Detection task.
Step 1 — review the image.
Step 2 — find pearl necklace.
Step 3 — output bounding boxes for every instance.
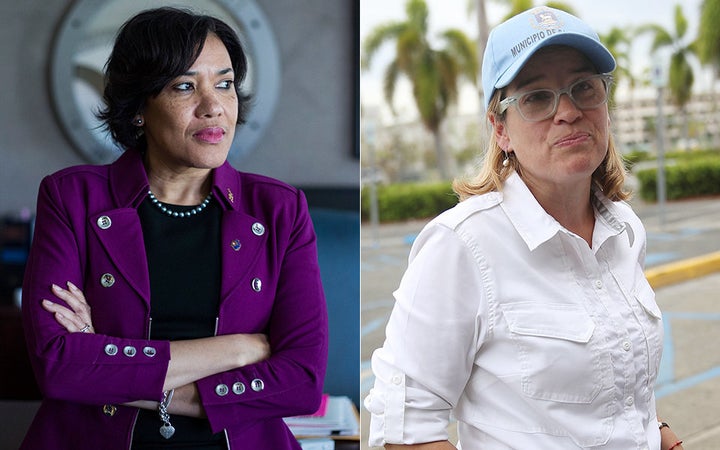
[147,190,212,218]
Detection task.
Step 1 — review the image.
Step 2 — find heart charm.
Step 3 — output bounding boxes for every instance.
[159,424,175,439]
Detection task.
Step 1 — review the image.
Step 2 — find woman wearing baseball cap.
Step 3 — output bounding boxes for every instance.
[365,7,682,450]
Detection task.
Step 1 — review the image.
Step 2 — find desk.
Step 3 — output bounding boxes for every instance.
[295,397,360,450]
[298,437,359,450]
[335,439,360,450]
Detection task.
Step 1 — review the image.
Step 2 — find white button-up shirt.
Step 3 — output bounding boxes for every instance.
[366,173,664,449]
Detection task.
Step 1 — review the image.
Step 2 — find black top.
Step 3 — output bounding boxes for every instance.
[132,196,227,449]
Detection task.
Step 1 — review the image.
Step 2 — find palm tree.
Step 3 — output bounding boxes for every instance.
[599,26,637,108]
[475,0,576,22]
[470,0,490,113]
[698,0,720,69]
[637,4,698,148]
[698,0,720,147]
[362,0,478,179]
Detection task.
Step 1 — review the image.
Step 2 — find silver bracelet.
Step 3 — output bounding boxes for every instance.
[158,389,175,439]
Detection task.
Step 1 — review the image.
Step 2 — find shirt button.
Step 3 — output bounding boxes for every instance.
[143,346,157,357]
[625,396,634,406]
[251,379,265,392]
[215,384,229,396]
[252,278,262,292]
[123,346,137,357]
[594,280,603,289]
[104,344,118,356]
[391,375,402,385]
[622,341,631,351]
[232,382,246,395]
[97,216,112,230]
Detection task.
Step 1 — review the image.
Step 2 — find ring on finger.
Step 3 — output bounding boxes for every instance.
[80,324,91,333]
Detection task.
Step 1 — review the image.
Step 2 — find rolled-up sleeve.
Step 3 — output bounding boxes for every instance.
[365,223,487,446]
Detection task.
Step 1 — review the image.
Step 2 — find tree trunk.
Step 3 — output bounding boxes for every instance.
[681,106,690,150]
[433,127,455,179]
[711,69,720,149]
[476,0,490,115]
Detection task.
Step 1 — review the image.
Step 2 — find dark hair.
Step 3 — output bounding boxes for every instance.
[97,7,251,150]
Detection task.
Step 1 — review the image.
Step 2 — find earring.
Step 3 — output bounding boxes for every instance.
[502,151,510,167]
[133,116,144,126]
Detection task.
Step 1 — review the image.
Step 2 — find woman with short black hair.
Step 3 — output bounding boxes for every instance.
[21,8,328,449]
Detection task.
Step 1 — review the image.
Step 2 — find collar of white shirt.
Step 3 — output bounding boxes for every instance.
[500,172,633,251]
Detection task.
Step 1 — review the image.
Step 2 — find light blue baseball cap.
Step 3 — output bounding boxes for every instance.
[482,6,616,109]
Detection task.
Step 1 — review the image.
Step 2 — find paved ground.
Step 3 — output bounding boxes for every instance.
[360,196,720,449]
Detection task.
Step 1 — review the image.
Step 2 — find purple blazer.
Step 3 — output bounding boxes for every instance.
[21,151,328,449]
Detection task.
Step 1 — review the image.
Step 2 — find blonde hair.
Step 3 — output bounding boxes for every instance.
[453,90,631,202]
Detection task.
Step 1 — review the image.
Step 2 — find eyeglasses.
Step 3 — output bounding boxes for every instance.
[498,74,613,122]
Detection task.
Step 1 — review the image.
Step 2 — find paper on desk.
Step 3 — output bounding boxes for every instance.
[298,437,335,450]
[284,396,359,437]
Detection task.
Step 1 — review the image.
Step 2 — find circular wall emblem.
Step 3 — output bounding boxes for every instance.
[49,0,280,164]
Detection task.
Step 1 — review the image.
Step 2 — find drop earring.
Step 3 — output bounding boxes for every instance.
[502,151,510,167]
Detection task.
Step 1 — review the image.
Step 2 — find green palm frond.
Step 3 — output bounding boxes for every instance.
[441,29,479,83]
[382,61,400,114]
[669,52,693,107]
[637,24,675,53]
[599,26,635,106]
[673,4,688,41]
[405,0,430,35]
[361,0,478,131]
[698,0,720,66]
[361,0,480,178]
[361,22,406,70]
[636,3,698,148]
[543,1,576,15]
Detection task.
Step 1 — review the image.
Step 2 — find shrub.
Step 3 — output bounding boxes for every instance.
[623,149,650,169]
[361,182,457,222]
[636,158,720,201]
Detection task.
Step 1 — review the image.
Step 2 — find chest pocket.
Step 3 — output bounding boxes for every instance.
[501,302,613,404]
[632,278,664,383]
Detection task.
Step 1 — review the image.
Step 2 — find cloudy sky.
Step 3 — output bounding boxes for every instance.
[360,0,705,123]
